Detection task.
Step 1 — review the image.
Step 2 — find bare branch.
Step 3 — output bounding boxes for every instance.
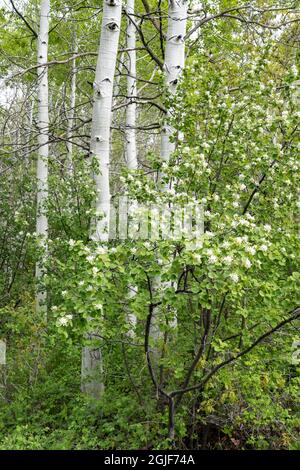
[9,0,37,38]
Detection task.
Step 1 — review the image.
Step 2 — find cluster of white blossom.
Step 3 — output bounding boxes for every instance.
[57,314,73,327]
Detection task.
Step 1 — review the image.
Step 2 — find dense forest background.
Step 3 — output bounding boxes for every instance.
[0,0,299,450]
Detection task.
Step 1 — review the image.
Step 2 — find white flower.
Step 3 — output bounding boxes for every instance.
[223,255,233,265]
[260,244,268,252]
[243,258,252,269]
[233,201,240,208]
[208,255,218,264]
[229,273,239,283]
[57,315,72,326]
[68,239,76,247]
[222,241,230,248]
[240,184,247,191]
[78,281,84,286]
[245,246,256,256]
[264,224,272,232]
[51,306,58,312]
[96,246,107,255]
[235,237,244,245]
[86,255,94,263]
[95,303,103,311]
[92,266,99,276]
[291,64,298,76]
[240,219,250,227]
[62,290,67,297]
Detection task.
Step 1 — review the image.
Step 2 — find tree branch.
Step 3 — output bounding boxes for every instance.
[9,0,37,38]
[171,307,300,403]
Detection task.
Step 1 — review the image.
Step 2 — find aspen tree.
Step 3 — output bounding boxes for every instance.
[81,0,122,399]
[125,0,137,171]
[66,36,77,170]
[152,0,188,338]
[161,0,188,163]
[125,0,138,336]
[36,0,50,316]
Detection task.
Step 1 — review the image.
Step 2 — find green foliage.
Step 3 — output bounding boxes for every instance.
[0,0,299,451]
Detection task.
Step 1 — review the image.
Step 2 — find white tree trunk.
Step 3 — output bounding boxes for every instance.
[161,0,188,164]
[125,0,138,336]
[125,0,137,171]
[35,0,50,316]
[81,0,122,399]
[153,0,188,336]
[90,0,122,242]
[66,37,77,170]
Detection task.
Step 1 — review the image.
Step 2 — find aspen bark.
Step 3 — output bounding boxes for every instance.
[81,0,122,399]
[35,0,50,316]
[161,0,188,163]
[125,0,138,336]
[66,37,77,170]
[125,0,137,171]
[153,0,188,337]
[89,0,122,242]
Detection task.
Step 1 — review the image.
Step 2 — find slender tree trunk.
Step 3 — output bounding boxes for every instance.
[35,0,50,316]
[125,0,137,171]
[81,0,122,399]
[161,0,188,164]
[89,0,122,241]
[66,35,77,170]
[152,0,188,337]
[125,0,138,336]
[26,96,34,165]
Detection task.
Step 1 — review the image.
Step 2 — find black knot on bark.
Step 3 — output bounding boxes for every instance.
[107,21,118,31]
